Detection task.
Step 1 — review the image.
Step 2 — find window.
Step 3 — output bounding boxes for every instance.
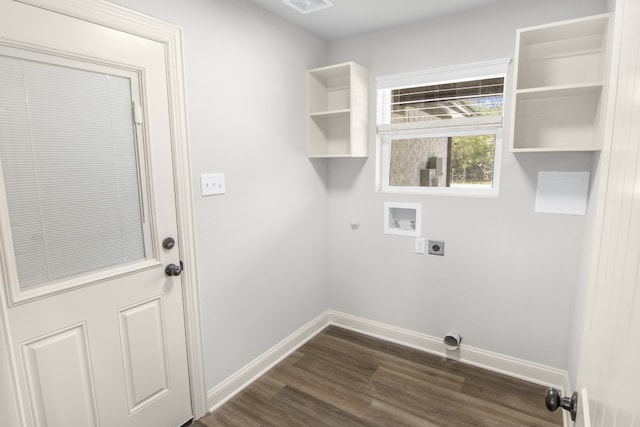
[377,59,510,196]
[0,53,148,290]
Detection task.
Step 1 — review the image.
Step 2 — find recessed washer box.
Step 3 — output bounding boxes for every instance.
[384,202,421,237]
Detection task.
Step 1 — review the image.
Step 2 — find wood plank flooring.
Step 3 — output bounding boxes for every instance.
[195,326,562,426]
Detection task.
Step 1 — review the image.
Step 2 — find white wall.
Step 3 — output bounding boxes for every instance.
[107,0,329,389]
[326,0,607,369]
[107,0,608,395]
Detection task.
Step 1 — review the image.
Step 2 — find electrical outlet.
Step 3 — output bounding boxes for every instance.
[415,237,425,254]
[201,173,226,196]
[428,240,445,256]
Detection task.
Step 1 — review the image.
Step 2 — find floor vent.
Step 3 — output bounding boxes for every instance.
[282,0,334,14]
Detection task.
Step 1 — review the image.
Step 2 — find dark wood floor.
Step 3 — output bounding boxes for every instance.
[195,326,562,426]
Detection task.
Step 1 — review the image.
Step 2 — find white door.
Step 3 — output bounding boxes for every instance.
[0,1,193,426]
[572,0,640,425]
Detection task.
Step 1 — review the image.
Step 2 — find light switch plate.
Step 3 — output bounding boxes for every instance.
[201,173,226,196]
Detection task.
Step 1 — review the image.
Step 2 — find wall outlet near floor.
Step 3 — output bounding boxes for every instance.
[415,237,426,254]
[428,240,445,256]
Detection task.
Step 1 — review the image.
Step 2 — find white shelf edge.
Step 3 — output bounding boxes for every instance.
[516,82,604,95]
[511,146,601,153]
[308,61,355,74]
[308,153,368,159]
[516,13,611,42]
[517,47,604,62]
[309,108,351,118]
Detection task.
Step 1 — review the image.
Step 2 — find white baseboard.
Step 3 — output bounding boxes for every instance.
[206,309,568,413]
[328,310,569,389]
[206,311,330,412]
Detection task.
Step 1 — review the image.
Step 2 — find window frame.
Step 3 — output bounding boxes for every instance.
[380,128,503,197]
[376,58,510,197]
[0,46,157,304]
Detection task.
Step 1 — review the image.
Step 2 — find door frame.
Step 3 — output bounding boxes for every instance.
[0,0,207,424]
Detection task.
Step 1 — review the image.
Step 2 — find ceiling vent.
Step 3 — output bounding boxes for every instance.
[282,0,334,14]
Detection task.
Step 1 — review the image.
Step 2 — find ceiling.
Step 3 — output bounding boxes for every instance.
[248,0,508,41]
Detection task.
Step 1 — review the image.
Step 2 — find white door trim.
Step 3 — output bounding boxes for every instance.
[0,0,207,422]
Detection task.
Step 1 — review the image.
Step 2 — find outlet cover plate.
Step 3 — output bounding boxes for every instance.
[428,240,445,256]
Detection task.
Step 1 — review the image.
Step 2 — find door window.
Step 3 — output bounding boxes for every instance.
[0,54,148,291]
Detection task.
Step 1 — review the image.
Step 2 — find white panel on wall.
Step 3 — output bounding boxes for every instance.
[118,297,169,413]
[22,323,99,427]
[535,171,590,215]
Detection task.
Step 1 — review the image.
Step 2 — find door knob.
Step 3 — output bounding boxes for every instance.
[165,262,183,277]
[545,388,578,421]
[162,237,176,250]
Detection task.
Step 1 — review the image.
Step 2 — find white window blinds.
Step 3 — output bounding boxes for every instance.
[377,59,510,134]
[0,55,145,289]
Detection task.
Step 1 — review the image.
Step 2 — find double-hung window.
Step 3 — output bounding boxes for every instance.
[377,59,510,196]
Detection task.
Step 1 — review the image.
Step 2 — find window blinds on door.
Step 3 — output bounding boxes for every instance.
[0,55,146,289]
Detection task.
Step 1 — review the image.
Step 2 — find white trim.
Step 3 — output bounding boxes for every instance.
[15,0,180,43]
[577,388,590,427]
[328,311,568,389]
[1,0,207,420]
[205,309,568,415]
[6,260,162,306]
[377,115,503,134]
[376,58,511,90]
[206,311,330,412]
[0,266,23,426]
